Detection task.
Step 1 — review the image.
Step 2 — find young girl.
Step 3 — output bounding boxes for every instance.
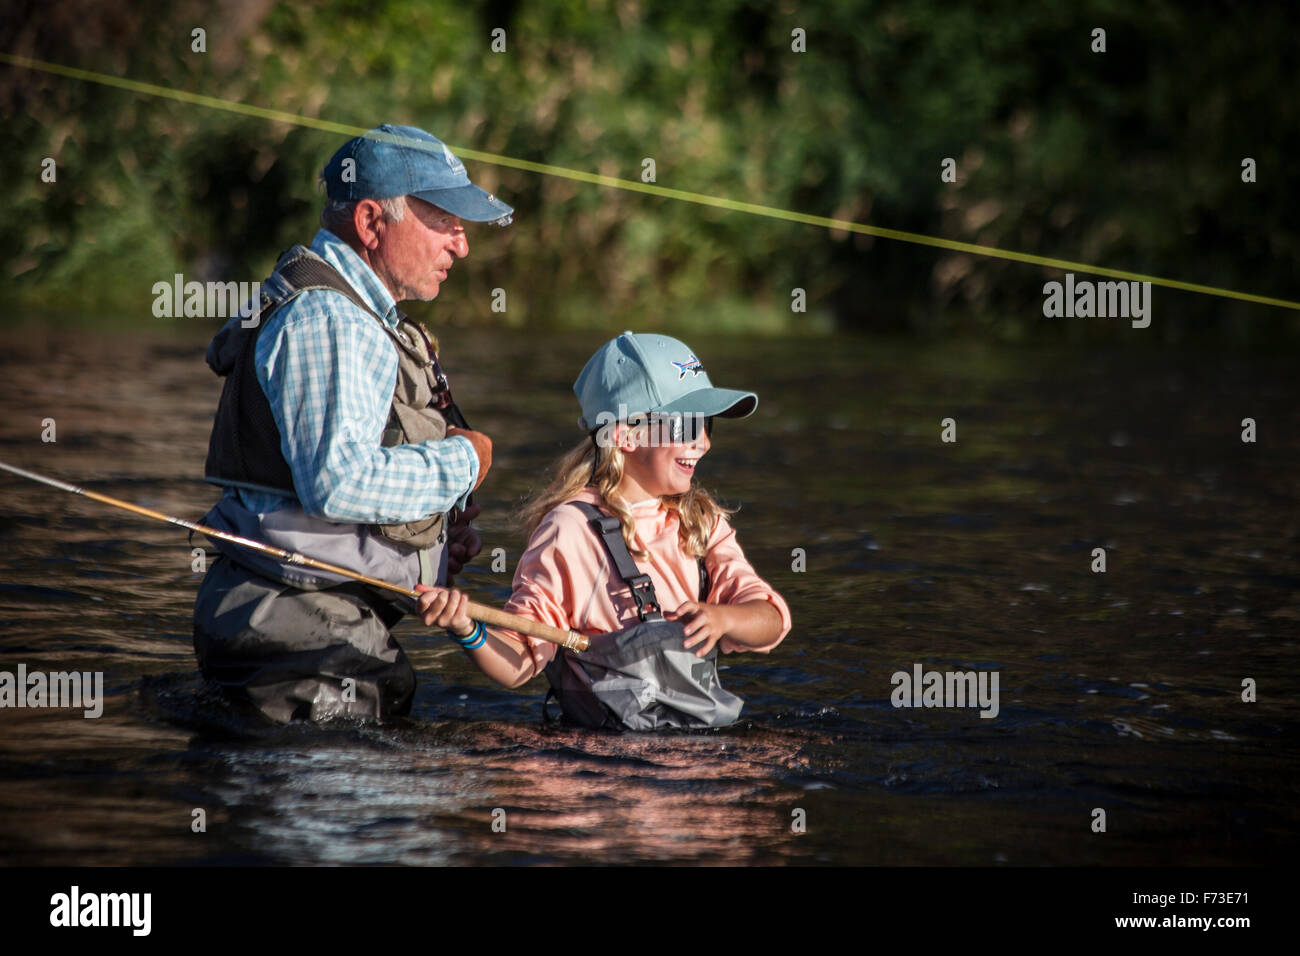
[417,331,791,728]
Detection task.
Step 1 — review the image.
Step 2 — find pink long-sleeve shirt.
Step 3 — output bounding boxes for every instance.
[503,488,792,675]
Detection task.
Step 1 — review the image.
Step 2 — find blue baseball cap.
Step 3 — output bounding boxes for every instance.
[574,331,758,430]
[322,124,514,225]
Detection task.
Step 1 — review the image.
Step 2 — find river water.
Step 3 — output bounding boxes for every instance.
[0,322,1295,865]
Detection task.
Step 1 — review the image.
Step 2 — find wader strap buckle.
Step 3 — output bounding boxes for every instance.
[626,573,661,621]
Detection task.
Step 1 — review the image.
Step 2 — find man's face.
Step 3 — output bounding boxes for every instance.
[371,196,469,302]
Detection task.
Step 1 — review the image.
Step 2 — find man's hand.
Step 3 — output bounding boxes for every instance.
[445,503,483,580]
[447,426,492,489]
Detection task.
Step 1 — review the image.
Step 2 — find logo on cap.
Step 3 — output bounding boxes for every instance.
[671,356,705,379]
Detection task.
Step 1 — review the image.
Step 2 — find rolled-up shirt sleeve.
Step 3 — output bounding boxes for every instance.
[705,516,792,654]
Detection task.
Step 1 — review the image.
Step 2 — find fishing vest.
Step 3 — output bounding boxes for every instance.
[543,502,744,731]
[204,244,452,550]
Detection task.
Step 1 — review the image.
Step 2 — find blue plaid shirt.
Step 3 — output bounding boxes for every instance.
[233,229,479,522]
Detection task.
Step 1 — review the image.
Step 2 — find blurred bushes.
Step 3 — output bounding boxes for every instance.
[1,0,1296,343]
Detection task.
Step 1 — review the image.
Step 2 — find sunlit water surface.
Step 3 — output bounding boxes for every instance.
[0,324,1296,865]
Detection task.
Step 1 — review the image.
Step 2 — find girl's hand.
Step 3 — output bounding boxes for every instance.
[415,584,474,638]
[666,602,734,657]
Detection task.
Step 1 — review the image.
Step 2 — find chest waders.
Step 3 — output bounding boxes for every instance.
[192,246,466,723]
[542,502,745,731]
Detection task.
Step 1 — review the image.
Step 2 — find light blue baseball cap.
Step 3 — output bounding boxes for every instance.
[322,124,513,225]
[574,331,758,430]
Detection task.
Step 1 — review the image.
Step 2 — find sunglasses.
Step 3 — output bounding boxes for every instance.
[589,413,714,449]
[636,413,714,444]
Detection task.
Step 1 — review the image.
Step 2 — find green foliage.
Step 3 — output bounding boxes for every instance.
[2,0,1296,343]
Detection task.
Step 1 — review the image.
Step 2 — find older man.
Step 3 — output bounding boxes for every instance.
[193,124,510,723]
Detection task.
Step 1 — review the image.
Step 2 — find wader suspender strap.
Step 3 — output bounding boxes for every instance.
[569,502,663,622]
[568,502,711,620]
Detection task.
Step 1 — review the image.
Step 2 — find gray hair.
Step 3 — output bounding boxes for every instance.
[319,194,407,233]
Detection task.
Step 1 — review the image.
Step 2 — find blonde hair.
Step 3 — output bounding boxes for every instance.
[521,433,734,559]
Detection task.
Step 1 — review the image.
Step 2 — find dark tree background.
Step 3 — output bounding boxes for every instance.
[2,0,1296,344]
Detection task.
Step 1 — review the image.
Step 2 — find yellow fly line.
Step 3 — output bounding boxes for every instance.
[4,51,1297,312]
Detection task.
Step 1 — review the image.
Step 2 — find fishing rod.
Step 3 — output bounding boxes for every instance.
[0,459,588,652]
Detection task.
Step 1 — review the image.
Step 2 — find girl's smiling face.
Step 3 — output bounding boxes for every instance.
[613,416,712,501]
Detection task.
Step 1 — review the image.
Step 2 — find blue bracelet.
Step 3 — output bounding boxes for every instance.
[451,619,487,650]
